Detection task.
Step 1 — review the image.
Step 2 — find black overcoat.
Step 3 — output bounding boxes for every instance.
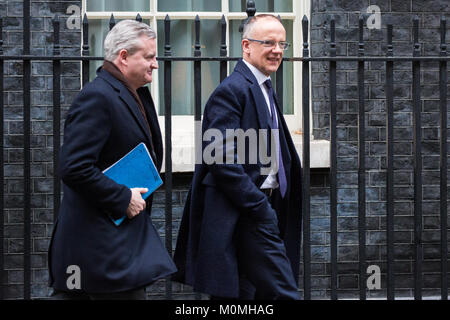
[48,68,176,293]
[173,60,302,298]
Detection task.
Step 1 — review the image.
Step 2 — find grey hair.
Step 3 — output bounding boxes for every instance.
[242,14,282,39]
[104,20,156,61]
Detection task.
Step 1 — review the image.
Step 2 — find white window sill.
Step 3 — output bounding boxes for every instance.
[159,125,330,173]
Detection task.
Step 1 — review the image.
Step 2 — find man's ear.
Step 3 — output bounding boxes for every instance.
[118,49,128,65]
[242,39,250,54]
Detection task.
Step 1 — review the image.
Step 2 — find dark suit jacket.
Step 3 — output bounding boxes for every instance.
[173,59,302,298]
[48,68,176,293]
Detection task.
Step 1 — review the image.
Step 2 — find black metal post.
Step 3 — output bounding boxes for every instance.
[276,61,284,112]
[194,16,202,120]
[275,15,284,111]
[439,16,448,301]
[329,17,338,301]
[220,15,227,83]
[412,16,423,300]
[301,15,311,300]
[164,14,173,300]
[82,14,90,86]
[357,16,366,300]
[0,17,4,301]
[52,17,61,223]
[136,13,142,22]
[109,14,116,30]
[239,0,256,33]
[385,22,395,301]
[193,14,203,301]
[23,0,31,300]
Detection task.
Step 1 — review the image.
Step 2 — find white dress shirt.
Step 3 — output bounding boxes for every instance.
[243,59,279,189]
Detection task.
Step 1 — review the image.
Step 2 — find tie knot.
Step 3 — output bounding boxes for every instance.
[264,79,273,90]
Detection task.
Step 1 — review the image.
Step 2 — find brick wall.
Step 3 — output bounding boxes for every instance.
[310,0,450,299]
[1,0,82,299]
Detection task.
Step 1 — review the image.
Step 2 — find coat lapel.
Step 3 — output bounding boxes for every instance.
[235,60,293,177]
[98,68,153,145]
[235,60,272,130]
[272,92,282,115]
[138,87,163,171]
[118,87,153,144]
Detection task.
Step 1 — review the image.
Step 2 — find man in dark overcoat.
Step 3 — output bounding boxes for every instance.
[173,14,302,299]
[48,20,176,300]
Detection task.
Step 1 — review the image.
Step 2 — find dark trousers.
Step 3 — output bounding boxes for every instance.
[49,287,147,300]
[214,189,300,300]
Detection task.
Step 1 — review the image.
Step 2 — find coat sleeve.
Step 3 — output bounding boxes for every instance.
[203,83,276,222]
[59,84,131,217]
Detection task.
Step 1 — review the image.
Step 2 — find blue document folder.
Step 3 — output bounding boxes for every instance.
[103,142,163,226]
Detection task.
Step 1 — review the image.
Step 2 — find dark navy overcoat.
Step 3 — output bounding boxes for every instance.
[173,60,302,298]
[48,68,176,293]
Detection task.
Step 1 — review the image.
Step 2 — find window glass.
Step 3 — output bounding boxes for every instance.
[88,19,109,81]
[85,0,296,116]
[158,0,221,12]
[157,19,222,115]
[229,19,293,114]
[87,0,150,12]
[229,0,292,12]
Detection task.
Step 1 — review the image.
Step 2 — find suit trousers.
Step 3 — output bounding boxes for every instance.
[233,188,300,300]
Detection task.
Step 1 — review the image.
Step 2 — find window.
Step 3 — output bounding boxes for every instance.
[82,0,323,171]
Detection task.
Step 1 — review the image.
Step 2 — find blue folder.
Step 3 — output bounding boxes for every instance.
[103,142,163,226]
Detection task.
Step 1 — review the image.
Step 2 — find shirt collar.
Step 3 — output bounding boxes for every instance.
[243,59,271,86]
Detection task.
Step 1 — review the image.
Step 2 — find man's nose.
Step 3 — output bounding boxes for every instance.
[152,60,158,69]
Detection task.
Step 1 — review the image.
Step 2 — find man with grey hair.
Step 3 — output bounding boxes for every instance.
[174,14,302,299]
[48,20,176,300]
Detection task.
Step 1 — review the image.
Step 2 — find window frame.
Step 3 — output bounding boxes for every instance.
[82,0,329,171]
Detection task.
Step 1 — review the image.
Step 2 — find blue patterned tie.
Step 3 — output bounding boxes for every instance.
[264,79,287,198]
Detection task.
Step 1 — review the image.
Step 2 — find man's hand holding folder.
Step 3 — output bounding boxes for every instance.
[126,187,148,219]
[102,142,163,226]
